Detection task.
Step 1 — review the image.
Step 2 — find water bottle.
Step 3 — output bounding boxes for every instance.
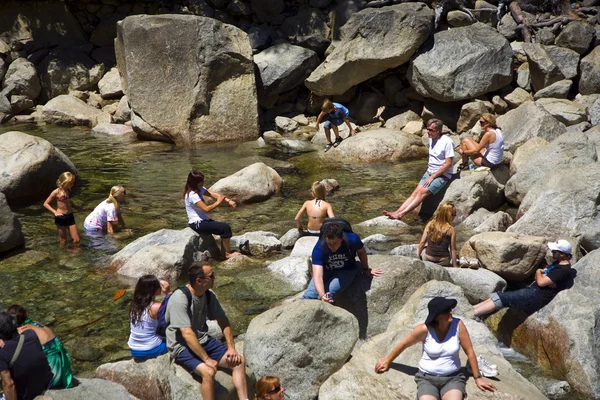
[468,157,475,171]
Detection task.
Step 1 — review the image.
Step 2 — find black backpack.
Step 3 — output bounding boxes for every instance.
[155,286,213,337]
[319,218,354,255]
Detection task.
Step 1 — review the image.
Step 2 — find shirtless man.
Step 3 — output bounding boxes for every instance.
[294,181,334,236]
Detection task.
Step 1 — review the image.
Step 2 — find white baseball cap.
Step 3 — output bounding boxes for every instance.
[547,239,572,255]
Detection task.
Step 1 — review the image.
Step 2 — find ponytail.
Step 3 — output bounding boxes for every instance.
[106,185,126,212]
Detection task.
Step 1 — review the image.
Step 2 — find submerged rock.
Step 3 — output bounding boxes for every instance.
[208,163,283,204]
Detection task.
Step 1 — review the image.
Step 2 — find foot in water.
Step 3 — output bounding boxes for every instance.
[383,210,401,220]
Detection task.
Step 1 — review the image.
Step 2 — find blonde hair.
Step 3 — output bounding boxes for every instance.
[106,185,126,211]
[321,99,335,113]
[480,113,497,128]
[254,376,280,400]
[311,181,326,200]
[56,172,75,190]
[427,202,455,243]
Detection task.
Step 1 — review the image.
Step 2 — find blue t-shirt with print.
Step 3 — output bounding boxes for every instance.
[312,232,364,272]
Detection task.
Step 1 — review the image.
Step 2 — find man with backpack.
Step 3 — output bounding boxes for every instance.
[165,263,249,400]
[301,220,383,303]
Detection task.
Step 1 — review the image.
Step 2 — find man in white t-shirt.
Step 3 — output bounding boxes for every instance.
[383,118,454,220]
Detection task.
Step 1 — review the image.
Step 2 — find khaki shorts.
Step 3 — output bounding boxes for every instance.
[415,371,467,399]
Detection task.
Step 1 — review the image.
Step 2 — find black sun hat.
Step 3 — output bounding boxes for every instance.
[424,297,458,325]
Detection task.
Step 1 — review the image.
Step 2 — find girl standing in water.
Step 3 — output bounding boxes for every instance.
[294,181,334,236]
[43,172,80,248]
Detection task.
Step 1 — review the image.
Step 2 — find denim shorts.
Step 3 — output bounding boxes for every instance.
[174,337,228,374]
[491,286,544,313]
[324,116,344,128]
[419,172,451,195]
[415,371,466,399]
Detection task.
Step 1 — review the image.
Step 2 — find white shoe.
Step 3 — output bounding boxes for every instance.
[459,256,469,268]
[477,355,498,377]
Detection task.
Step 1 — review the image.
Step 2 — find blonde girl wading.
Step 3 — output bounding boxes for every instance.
[83,185,129,234]
[294,181,334,236]
[43,172,80,248]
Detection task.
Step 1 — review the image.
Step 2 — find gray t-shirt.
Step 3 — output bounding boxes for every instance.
[165,288,226,358]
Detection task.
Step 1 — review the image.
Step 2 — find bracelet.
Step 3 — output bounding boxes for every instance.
[473,375,482,379]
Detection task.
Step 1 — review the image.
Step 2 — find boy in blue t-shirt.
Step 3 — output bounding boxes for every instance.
[302,223,383,303]
[315,99,356,152]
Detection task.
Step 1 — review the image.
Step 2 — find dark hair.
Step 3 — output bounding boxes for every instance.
[0,311,18,340]
[323,223,344,239]
[188,262,207,285]
[6,304,27,325]
[130,275,160,326]
[255,376,281,400]
[183,170,205,199]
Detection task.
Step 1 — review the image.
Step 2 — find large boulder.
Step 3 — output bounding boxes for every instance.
[208,163,283,204]
[42,378,135,400]
[507,163,600,250]
[37,49,104,101]
[554,21,596,54]
[509,136,548,175]
[41,95,112,127]
[244,301,359,400]
[290,236,319,258]
[324,128,427,162]
[95,354,255,400]
[115,15,259,145]
[462,232,548,281]
[441,166,510,223]
[0,131,77,200]
[281,7,330,54]
[319,281,548,400]
[230,231,282,255]
[98,67,124,99]
[111,228,220,281]
[408,23,513,102]
[523,43,565,91]
[446,268,507,303]
[497,101,566,151]
[267,256,311,290]
[472,211,513,233]
[505,132,597,205]
[578,46,600,95]
[536,98,588,126]
[0,193,24,253]
[2,58,41,100]
[305,3,433,96]
[254,43,319,99]
[487,250,600,399]
[544,45,580,80]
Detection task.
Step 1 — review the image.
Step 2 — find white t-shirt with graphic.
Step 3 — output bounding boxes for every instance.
[185,188,210,224]
[427,135,455,179]
[84,201,119,231]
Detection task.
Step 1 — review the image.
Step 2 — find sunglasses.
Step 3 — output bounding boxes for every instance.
[267,385,281,395]
[202,273,215,280]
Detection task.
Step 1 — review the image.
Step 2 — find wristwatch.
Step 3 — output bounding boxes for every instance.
[473,375,482,379]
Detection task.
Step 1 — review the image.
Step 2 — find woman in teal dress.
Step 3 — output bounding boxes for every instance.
[6,304,74,389]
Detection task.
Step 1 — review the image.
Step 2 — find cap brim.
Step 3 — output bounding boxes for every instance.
[547,242,559,251]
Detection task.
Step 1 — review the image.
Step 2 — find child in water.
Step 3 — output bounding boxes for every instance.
[315,99,356,151]
[43,172,80,248]
[294,181,334,236]
[84,185,129,234]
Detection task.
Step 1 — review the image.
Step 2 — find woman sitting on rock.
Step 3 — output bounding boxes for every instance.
[83,185,129,234]
[128,275,171,360]
[6,304,74,389]
[184,170,241,259]
[457,113,504,169]
[417,202,457,267]
[375,297,496,400]
[254,376,285,400]
[294,181,334,236]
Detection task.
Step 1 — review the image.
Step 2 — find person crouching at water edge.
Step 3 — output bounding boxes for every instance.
[83,185,129,234]
[315,99,355,152]
[383,118,454,221]
[184,170,241,259]
[375,297,496,400]
[301,221,383,303]
[294,181,334,236]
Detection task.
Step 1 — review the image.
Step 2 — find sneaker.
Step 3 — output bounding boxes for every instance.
[459,257,469,268]
[477,355,498,377]
[469,258,480,269]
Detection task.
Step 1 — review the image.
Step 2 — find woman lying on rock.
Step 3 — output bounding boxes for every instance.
[417,202,457,267]
[184,170,241,259]
[6,304,75,389]
[457,113,504,170]
[128,275,171,360]
[375,297,496,399]
[294,181,334,236]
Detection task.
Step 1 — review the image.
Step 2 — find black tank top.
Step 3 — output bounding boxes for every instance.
[426,230,451,258]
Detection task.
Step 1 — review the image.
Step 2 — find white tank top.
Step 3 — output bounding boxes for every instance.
[128,306,163,351]
[483,129,504,165]
[418,317,461,375]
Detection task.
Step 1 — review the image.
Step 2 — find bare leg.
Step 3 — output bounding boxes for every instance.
[420,395,440,400]
[324,127,333,144]
[473,298,497,317]
[442,389,464,400]
[332,124,340,140]
[69,224,80,245]
[195,363,216,400]
[218,354,248,400]
[383,185,431,220]
[222,238,241,259]
[460,138,484,166]
[58,227,68,248]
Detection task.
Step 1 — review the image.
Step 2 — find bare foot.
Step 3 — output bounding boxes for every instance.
[383,210,401,220]
[226,251,243,259]
[374,106,386,120]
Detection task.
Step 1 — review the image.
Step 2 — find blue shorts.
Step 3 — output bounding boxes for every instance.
[419,172,451,195]
[491,287,544,313]
[324,117,344,129]
[130,340,167,360]
[174,337,228,374]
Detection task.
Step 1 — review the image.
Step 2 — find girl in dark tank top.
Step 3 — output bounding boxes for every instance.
[417,203,457,268]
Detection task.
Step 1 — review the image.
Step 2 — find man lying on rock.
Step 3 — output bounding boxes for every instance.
[301,221,383,303]
[473,240,575,318]
[165,263,249,400]
[383,118,454,220]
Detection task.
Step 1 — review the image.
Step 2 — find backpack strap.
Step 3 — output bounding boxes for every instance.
[9,334,25,368]
[178,286,194,322]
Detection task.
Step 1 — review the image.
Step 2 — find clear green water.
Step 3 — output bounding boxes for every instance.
[0,123,427,375]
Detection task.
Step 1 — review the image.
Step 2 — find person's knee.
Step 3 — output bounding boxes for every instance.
[324,121,332,129]
[197,363,217,380]
[221,223,232,238]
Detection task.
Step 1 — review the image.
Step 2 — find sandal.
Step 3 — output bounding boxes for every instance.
[458,162,469,171]
[324,143,333,152]
[333,137,343,148]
